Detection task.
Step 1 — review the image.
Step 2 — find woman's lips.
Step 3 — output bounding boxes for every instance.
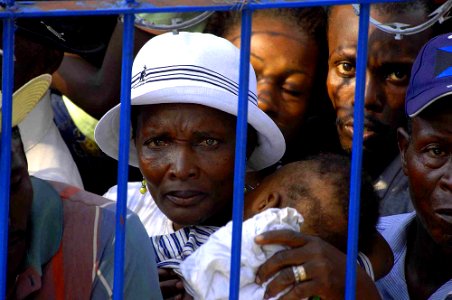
[165,190,207,207]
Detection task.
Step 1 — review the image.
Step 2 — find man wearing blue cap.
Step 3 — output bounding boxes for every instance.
[376,33,452,299]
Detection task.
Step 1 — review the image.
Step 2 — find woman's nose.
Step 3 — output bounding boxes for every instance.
[258,84,281,120]
[168,146,199,180]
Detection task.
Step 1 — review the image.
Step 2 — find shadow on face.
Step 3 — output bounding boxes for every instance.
[326,5,432,168]
[399,99,452,247]
[224,16,319,146]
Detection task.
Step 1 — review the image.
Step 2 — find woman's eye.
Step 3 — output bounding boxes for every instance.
[336,62,356,77]
[200,138,219,147]
[282,86,303,97]
[145,138,168,148]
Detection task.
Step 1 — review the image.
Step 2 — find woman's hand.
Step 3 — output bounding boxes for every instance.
[158,269,193,300]
[254,230,381,300]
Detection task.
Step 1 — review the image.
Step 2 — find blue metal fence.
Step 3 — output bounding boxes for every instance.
[0,1,395,299]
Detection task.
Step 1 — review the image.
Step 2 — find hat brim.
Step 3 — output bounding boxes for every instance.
[95,86,286,171]
[0,74,52,131]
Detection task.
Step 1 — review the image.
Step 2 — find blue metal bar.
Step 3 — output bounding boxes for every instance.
[0,17,15,298]
[229,8,252,300]
[112,12,135,300]
[0,0,407,18]
[345,3,370,300]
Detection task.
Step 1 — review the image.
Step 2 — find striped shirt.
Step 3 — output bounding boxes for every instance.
[376,213,452,299]
[151,226,218,275]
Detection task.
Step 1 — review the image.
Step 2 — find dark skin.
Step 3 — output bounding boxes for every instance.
[0,32,63,91]
[327,5,432,178]
[244,162,348,249]
[5,127,33,295]
[135,103,237,230]
[51,23,154,119]
[244,162,388,299]
[398,101,452,299]
[225,16,318,147]
[254,231,381,300]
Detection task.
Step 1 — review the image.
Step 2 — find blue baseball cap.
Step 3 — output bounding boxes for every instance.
[406,33,452,117]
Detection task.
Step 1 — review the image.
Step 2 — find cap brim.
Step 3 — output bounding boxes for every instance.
[95,87,286,171]
[0,74,52,131]
[407,83,452,117]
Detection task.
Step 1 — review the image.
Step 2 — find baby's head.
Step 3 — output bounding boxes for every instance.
[244,153,379,252]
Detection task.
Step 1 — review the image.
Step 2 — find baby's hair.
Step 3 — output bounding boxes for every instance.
[281,153,380,253]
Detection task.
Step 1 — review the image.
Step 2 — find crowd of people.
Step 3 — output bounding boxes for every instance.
[2,1,452,299]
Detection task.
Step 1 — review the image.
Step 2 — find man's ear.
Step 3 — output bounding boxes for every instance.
[397,127,410,175]
[256,192,281,213]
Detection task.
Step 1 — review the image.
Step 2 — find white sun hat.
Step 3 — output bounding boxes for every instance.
[95,32,285,171]
[0,74,52,131]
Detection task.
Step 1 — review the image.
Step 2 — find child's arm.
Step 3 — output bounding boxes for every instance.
[360,231,394,280]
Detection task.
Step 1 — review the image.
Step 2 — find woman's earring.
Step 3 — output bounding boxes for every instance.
[139,178,147,195]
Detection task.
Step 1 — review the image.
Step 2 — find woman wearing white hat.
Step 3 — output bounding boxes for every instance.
[97,31,285,235]
[95,31,284,298]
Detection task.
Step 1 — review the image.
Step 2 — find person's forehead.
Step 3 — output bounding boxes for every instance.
[328,5,431,62]
[413,103,452,135]
[328,5,428,38]
[227,16,311,47]
[138,103,236,126]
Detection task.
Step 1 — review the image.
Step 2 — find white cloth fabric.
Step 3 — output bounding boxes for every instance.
[103,182,175,236]
[18,91,83,188]
[179,208,303,300]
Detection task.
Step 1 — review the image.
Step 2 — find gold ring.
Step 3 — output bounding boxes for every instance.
[292,265,308,283]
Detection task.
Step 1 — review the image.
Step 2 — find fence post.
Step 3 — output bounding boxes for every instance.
[345,3,370,300]
[229,7,253,300]
[113,12,135,300]
[0,17,16,299]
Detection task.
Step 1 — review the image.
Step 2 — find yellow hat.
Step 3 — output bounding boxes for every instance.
[0,74,52,131]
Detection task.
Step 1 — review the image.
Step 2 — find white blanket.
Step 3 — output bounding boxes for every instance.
[180,208,303,300]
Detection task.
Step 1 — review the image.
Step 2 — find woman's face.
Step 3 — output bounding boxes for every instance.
[225,17,319,144]
[135,103,237,229]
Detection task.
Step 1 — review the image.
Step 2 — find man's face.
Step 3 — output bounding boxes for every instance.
[399,104,452,247]
[327,6,432,159]
[4,127,33,288]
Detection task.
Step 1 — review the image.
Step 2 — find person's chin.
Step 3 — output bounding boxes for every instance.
[169,214,205,228]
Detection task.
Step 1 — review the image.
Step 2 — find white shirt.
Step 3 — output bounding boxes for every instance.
[18,91,83,188]
[103,182,174,236]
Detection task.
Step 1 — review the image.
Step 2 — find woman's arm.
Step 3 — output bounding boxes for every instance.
[51,23,154,119]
